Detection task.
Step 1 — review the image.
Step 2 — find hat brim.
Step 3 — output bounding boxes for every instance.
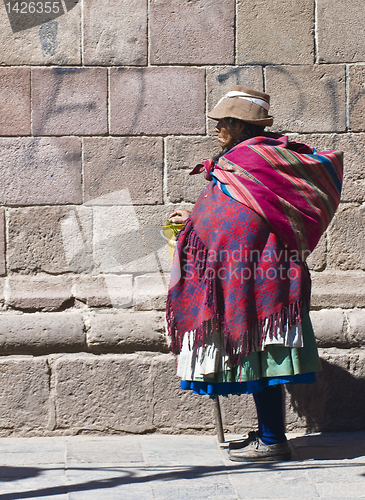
[207,98,274,127]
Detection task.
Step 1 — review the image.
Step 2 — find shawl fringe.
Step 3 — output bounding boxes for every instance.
[166,224,307,366]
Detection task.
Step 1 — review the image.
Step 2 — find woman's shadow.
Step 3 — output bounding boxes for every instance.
[285,358,365,460]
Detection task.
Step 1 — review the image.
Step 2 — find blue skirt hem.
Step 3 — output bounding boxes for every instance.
[180,372,317,396]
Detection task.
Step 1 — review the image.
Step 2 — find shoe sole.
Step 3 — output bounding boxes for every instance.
[229,453,292,463]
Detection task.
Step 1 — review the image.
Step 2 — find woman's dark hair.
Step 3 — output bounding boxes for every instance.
[212,118,265,162]
[229,118,265,144]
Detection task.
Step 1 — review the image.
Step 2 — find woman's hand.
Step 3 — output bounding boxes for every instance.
[169,210,191,224]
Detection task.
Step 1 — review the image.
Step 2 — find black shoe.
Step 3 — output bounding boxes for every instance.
[228,431,259,450]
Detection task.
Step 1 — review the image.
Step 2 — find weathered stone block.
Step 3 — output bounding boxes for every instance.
[0,312,85,354]
[8,206,93,275]
[346,309,365,346]
[0,3,81,65]
[92,205,170,274]
[110,68,205,135]
[32,68,107,135]
[150,0,234,65]
[166,136,219,171]
[151,353,216,432]
[290,133,365,203]
[317,0,365,63]
[0,210,5,277]
[349,66,365,133]
[167,169,208,204]
[218,394,257,434]
[6,275,73,312]
[288,133,335,150]
[207,66,264,134]
[265,65,346,133]
[91,274,133,308]
[0,357,49,436]
[134,274,169,311]
[54,354,154,432]
[237,0,314,65]
[71,276,109,308]
[327,204,365,270]
[60,207,94,274]
[0,138,81,206]
[311,271,365,309]
[306,233,326,272]
[286,348,365,431]
[87,311,167,352]
[72,275,133,308]
[333,134,365,203]
[218,393,258,434]
[166,136,216,203]
[83,0,147,65]
[309,309,347,347]
[0,68,30,136]
[83,137,163,205]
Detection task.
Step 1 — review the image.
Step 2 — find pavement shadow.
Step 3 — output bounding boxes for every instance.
[286,358,365,432]
[288,433,365,461]
[1,459,365,499]
[0,466,42,482]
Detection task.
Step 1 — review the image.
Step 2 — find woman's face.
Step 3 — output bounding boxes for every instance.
[215,118,246,150]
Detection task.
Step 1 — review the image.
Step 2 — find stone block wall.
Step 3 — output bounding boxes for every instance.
[0,0,364,436]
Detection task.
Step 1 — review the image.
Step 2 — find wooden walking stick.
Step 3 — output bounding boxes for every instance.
[213,395,225,443]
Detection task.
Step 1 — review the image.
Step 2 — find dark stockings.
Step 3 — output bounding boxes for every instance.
[253,384,287,445]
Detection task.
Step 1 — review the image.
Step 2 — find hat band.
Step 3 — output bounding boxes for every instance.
[215,91,270,112]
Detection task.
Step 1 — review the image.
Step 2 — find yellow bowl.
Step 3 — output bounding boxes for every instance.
[162,224,185,260]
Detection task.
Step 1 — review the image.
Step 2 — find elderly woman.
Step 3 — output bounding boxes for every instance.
[166,85,343,461]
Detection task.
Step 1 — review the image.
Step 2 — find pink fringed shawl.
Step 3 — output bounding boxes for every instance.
[166,136,343,363]
[195,135,343,256]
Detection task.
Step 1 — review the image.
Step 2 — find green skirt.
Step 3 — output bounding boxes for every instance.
[178,311,321,395]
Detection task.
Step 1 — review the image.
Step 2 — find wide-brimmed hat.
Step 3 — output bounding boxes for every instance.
[208,85,273,127]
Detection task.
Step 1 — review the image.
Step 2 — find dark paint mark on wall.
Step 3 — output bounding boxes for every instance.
[39,20,58,57]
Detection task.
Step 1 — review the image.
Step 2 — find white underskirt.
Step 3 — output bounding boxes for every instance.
[176,321,303,380]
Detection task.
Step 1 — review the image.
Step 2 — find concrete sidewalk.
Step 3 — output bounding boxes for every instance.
[0,433,364,499]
